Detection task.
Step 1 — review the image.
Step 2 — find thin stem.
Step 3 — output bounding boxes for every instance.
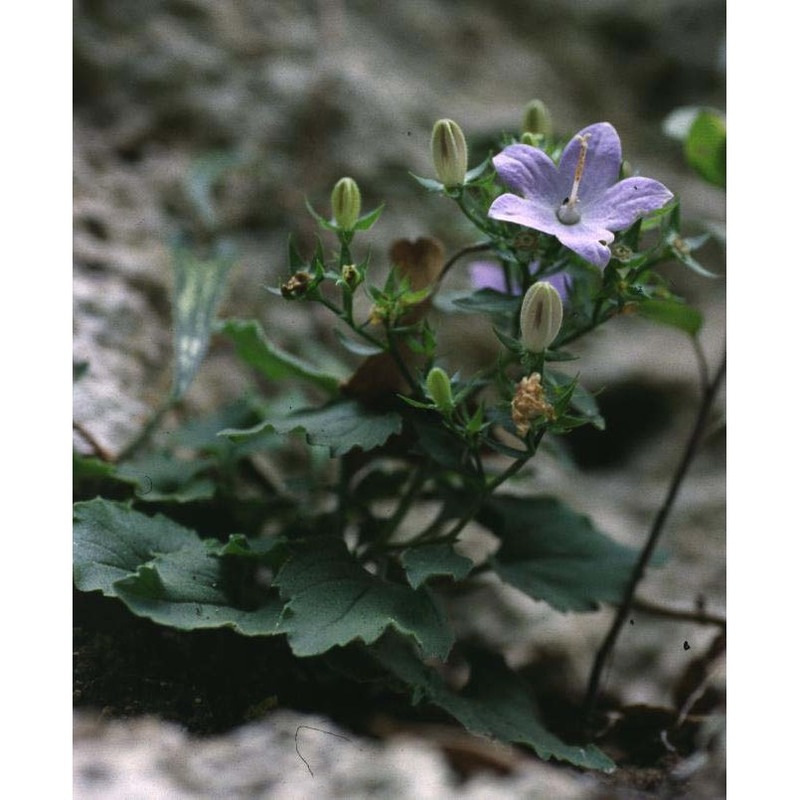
[435,241,494,289]
[631,596,726,629]
[582,351,726,729]
[116,397,176,463]
[373,466,428,547]
[690,335,711,393]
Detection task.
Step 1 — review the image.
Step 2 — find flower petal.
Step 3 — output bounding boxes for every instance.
[492,144,561,202]
[488,193,563,237]
[585,177,674,231]
[469,261,510,293]
[558,122,621,204]
[554,223,615,268]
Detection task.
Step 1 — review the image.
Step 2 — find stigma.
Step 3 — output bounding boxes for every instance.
[556,133,591,225]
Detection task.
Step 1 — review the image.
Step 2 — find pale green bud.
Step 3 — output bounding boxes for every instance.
[331,177,361,230]
[620,160,633,179]
[425,366,454,413]
[520,281,563,353]
[521,99,553,138]
[431,119,468,188]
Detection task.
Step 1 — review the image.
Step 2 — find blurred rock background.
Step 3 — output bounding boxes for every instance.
[73,1,725,796]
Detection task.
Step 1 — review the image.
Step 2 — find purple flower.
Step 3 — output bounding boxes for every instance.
[469,260,571,300]
[488,123,673,269]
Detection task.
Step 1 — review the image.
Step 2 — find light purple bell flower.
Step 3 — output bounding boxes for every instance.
[488,122,673,269]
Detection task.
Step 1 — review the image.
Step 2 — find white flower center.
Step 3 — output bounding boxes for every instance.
[556,133,590,225]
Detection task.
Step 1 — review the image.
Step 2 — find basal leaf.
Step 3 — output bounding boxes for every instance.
[115,453,217,503]
[217,318,342,394]
[113,544,284,635]
[400,544,473,589]
[73,498,200,594]
[221,400,403,457]
[274,538,454,660]
[371,635,615,770]
[73,499,286,635]
[480,495,642,612]
[171,248,234,400]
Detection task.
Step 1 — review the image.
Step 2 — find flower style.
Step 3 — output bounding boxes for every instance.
[488,123,673,269]
[469,260,571,300]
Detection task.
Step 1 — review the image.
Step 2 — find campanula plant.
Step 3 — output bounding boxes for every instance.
[74,101,723,771]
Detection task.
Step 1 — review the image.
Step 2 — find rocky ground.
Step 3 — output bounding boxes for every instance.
[73,1,725,796]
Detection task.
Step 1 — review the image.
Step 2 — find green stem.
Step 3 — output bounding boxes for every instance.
[116,397,176,463]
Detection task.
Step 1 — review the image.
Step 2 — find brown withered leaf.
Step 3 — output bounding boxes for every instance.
[341,237,445,402]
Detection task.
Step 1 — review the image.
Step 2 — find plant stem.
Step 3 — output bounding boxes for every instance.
[631,596,726,629]
[435,241,494,289]
[581,351,726,729]
[116,397,176,463]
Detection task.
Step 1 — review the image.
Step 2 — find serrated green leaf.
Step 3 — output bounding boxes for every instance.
[115,453,217,503]
[371,635,615,770]
[73,499,205,594]
[684,110,726,188]
[637,299,704,336]
[400,544,473,589]
[481,495,642,612]
[113,544,284,634]
[73,499,286,635]
[274,538,453,659]
[217,318,342,394]
[221,400,402,457]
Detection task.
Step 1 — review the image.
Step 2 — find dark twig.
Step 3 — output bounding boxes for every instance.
[582,351,726,729]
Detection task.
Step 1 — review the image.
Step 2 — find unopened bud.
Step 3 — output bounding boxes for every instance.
[331,177,361,230]
[520,281,563,352]
[521,100,553,138]
[431,119,468,188]
[425,367,454,413]
[620,160,633,179]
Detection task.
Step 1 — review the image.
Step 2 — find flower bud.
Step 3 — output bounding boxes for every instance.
[331,177,361,230]
[521,99,553,138]
[520,281,563,352]
[431,119,468,188]
[425,366,454,413]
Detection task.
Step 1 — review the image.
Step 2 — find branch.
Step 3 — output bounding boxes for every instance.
[582,350,726,729]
